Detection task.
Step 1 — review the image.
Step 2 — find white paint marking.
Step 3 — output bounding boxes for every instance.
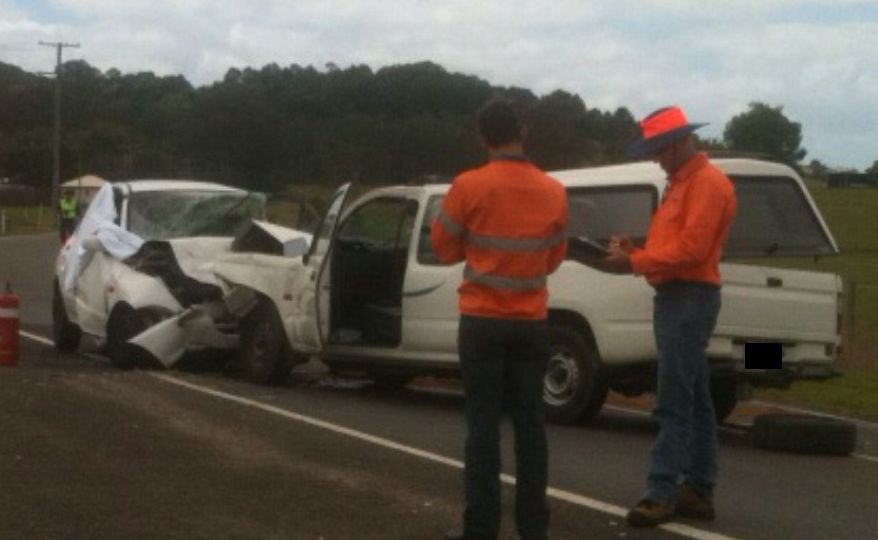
[604,404,650,417]
[748,400,878,428]
[150,372,741,540]
[152,372,467,465]
[17,330,878,523]
[852,453,878,463]
[19,330,54,347]
[605,405,750,435]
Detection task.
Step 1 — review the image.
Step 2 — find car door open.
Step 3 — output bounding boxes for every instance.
[290,183,353,352]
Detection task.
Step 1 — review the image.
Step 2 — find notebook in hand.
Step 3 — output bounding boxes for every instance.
[567,236,609,260]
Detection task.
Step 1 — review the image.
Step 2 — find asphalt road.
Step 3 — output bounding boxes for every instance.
[2,233,878,540]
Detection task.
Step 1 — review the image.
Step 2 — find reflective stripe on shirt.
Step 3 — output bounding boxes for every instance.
[436,208,465,237]
[466,229,565,252]
[463,264,547,291]
[59,198,77,218]
[439,207,564,253]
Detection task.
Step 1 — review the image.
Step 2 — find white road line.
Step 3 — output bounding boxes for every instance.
[748,400,878,427]
[151,372,740,540]
[19,330,53,347]
[604,405,751,435]
[604,404,650,417]
[16,330,878,525]
[18,330,878,464]
[718,425,750,435]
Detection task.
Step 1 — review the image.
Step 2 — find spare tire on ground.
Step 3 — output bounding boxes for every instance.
[752,413,857,456]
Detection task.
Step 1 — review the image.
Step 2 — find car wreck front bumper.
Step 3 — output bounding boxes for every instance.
[127,302,238,367]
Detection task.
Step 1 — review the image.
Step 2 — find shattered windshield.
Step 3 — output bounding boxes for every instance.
[127,190,266,240]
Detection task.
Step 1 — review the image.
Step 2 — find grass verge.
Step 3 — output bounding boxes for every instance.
[755,372,878,422]
[0,206,56,235]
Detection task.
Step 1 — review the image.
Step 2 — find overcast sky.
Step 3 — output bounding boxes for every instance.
[1,0,876,170]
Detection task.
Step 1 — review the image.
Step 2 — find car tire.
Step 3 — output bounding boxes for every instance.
[237,299,290,385]
[710,378,738,424]
[752,413,857,456]
[544,325,608,425]
[105,303,158,369]
[52,280,81,352]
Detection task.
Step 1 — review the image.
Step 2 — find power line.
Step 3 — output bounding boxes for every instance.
[38,40,80,215]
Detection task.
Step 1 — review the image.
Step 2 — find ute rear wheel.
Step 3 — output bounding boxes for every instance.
[544,325,608,425]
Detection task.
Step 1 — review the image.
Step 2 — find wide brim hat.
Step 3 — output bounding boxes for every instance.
[627,106,707,157]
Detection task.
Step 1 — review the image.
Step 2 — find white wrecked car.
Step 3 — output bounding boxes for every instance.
[52,179,310,368]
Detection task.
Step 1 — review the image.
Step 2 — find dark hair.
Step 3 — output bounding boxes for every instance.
[477,97,523,148]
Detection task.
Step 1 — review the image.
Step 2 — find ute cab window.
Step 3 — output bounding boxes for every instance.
[566,185,657,247]
[725,175,836,257]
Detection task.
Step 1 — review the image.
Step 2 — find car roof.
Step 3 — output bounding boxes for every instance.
[115,179,247,194]
[549,158,799,187]
[419,158,799,193]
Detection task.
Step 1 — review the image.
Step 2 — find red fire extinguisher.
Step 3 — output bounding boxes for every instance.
[0,282,20,366]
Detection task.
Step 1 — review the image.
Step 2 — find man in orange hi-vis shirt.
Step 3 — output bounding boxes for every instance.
[433,97,567,540]
[600,106,737,528]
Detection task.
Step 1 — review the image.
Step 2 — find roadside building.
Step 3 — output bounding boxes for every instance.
[60,174,107,206]
[0,177,36,206]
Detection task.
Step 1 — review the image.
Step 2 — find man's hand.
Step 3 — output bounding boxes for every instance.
[598,244,633,274]
[609,235,634,254]
[590,234,634,274]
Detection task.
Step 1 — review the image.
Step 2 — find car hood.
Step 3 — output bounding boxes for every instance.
[165,236,234,287]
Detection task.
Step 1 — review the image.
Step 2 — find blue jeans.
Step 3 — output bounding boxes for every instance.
[458,315,550,540]
[646,281,721,503]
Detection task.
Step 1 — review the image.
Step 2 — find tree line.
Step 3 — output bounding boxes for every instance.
[0,59,808,199]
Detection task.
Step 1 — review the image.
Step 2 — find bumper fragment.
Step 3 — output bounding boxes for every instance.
[127,306,238,367]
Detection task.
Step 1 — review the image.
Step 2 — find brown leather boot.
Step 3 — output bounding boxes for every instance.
[626,498,676,527]
[676,484,716,521]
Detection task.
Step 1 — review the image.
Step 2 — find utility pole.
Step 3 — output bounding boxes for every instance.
[38,40,79,219]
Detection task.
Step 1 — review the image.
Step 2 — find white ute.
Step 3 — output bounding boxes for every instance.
[214,159,843,424]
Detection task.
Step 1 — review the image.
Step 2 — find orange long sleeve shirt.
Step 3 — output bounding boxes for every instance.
[431,157,568,319]
[629,153,737,287]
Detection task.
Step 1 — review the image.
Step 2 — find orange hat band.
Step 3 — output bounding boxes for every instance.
[640,106,690,139]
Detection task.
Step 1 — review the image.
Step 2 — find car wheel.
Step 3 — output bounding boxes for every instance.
[237,299,290,385]
[52,280,81,352]
[544,325,608,425]
[105,303,157,369]
[710,378,738,424]
[752,413,857,455]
